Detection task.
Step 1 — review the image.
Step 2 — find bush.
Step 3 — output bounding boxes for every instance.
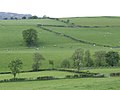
[73,74,79,78]
[110,72,120,77]
[93,74,105,78]
[9,78,26,81]
[61,59,70,68]
[37,76,54,80]
[65,75,73,78]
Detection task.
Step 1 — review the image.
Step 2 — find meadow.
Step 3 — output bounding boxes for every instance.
[0,17,120,90]
[0,77,120,90]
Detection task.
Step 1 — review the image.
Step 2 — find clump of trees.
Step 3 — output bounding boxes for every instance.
[22,29,38,47]
[29,15,38,19]
[71,48,120,70]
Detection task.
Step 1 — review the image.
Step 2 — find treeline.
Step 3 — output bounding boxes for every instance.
[71,48,120,71]
[7,49,120,79]
[3,15,49,20]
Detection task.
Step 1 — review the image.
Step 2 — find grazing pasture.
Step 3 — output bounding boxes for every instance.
[0,17,120,90]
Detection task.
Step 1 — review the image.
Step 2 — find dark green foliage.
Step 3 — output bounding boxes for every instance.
[8,59,23,78]
[84,50,93,67]
[37,76,54,80]
[110,72,120,77]
[32,53,45,71]
[61,59,70,68]
[29,15,38,19]
[22,29,38,47]
[72,48,84,71]
[93,74,105,78]
[105,51,120,66]
[94,51,107,67]
[22,16,26,19]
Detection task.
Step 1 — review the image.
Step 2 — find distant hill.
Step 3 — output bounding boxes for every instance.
[0,12,32,20]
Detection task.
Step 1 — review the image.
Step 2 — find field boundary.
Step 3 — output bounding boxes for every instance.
[37,25,111,47]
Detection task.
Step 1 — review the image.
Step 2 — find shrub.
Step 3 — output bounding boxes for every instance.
[61,59,70,68]
[93,74,105,78]
[110,72,120,77]
[37,76,54,80]
[65,75,73,78]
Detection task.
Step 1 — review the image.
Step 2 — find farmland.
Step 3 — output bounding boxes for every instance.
[0,17,120,90]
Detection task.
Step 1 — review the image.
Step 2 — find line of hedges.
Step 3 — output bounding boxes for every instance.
[37,24,111,28]
[65,73,105,79]
[38,26,111,47]
[110,72,120,77]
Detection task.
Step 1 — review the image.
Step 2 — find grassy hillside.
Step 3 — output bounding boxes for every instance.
[0,17,120,71]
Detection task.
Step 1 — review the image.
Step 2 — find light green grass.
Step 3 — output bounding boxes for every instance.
[0,18,120,71]
[60,17,120,26]
[0,77,120,90]
[0,71,76,80]
[50,27,120,46]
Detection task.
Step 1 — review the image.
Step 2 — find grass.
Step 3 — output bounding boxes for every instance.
[0,17,120,89]
[0,77,120,90]
[0,17,120,71]
[49,26,120,46]
[60,17,120,26]
[0,71,76,80]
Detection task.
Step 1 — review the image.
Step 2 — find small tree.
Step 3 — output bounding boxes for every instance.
[8,59,23,79]
[105,51,119,66]
[84,50,93,67]
[94,51,107,67]
[72,48,84,71]
[32,53,45,71]
[49,60,54,69]
[22,29,38,47]
[61,59,70,68]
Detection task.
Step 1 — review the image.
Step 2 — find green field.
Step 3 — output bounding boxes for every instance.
[0,68,120,90]
[0,77,120,90]
[0,17,120,71]
[0,17,120,90]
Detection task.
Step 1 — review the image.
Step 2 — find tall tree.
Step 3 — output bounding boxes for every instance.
[84,50,93,67]
[72,48,84,71]
[105,51,119,66]
[22,29,38,47]
[32,53,45,71]
[8,59,23,79]
[94,51,107,67]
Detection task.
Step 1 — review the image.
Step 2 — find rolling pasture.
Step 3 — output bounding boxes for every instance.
[0,17,120,71]
[0,17,120,90]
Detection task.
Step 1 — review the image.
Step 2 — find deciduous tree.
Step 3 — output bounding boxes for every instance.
[32,53,45,71]
[8,59,23,79]
[105,51,119,66]
[22,29,38,47]
[72,48,84,71]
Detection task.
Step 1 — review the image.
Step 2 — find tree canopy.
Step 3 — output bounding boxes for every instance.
[8,59,23,78]
[22,29,38,47]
